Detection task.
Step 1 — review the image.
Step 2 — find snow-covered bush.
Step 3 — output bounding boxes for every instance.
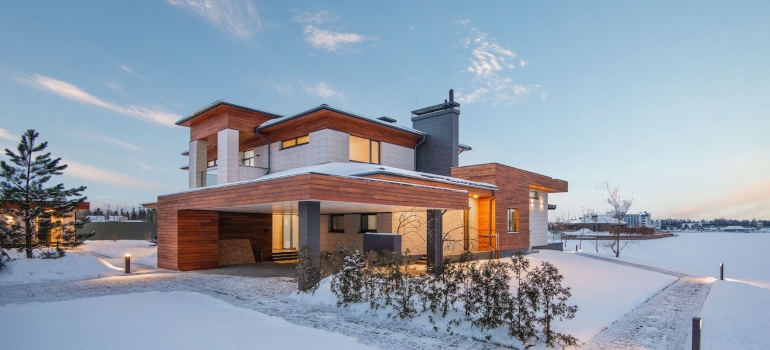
[37,247,65,259]
[330,250,365,306]
[528,261,579,348]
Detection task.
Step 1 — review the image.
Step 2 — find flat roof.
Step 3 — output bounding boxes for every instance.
[175,101,284,126]
[259,104,426,136]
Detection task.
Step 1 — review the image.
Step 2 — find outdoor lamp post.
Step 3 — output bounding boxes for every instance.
[125,254,131,274]
[720,263,724,280]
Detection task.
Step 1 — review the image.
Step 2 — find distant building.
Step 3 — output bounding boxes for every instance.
[722,226,750,233]
[652,219,662,230]
[626,212,653,228]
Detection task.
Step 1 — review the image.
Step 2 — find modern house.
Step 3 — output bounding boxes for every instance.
[154,91,567,275]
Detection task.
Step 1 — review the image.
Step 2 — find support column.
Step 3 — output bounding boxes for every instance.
[188,139,207,188]
[427,209,444,274]
[298,201,321,290]
[217,128,240,185]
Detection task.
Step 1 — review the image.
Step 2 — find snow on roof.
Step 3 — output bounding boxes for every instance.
[260,162,496,190]
[258,105,425,136]
[162,162,496,198]
[723,226,747,230]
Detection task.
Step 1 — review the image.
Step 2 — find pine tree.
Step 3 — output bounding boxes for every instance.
[528,261,578,348]
[0,129,87,258]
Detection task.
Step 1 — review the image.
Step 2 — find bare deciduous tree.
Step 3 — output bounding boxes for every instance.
[598,181,633,258]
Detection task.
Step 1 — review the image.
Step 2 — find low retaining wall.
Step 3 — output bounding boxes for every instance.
[78,222,158,240]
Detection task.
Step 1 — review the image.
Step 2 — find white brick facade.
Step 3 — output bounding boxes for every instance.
[380,142,415,170]
[529,191,549,247]
[271,129,349,172]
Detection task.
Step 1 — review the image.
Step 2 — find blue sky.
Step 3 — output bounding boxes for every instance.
[0,1,768,220]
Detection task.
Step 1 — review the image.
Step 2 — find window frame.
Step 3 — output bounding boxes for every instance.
[360,213,378,233]
[206,159,217,168]
[349,135,381,164]
[329,214,345,233]
[241,149,255,166]
[507,208,519,233]
[281,135,310,150]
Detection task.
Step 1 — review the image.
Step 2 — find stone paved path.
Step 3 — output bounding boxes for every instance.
[576,253,712,350]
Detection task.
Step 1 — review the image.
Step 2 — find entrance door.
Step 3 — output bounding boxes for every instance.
[281,214,298,250]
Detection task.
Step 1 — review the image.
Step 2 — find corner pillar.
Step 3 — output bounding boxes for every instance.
[427,209,444,273]
[189,139,207,188]
[217,128,239,185]
[298,201,321,290]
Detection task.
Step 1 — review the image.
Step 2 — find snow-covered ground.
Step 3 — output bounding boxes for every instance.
[0,291,375,350]
[75,240,158,268]
[0,240,157,285]
[564,231,770,288]
[565,231,770,349]
[0,233,767,349]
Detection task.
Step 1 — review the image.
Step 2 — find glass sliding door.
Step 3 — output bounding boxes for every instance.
[281,214,298,250]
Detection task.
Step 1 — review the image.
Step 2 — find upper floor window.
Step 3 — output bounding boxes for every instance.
[507,208,519,233]
[207,159,217,168]
[282,135,309,149]
[242,149,255,166]
[349,136,380,164]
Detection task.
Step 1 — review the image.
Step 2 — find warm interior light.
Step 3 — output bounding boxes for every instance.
[472,195,479,198]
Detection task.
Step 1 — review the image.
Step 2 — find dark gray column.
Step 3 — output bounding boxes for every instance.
[298,201,321,255]
[426,209,444,274]
[297,201,321,291]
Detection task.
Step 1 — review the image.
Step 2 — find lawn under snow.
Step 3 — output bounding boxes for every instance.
[565,231,770,348]
[297,250,676,347]
[0,240,156,285]
[0,291,375,350]
[564,231,770,288]
[76,240,158,268]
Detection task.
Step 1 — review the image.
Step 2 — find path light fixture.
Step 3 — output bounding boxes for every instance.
[692,317,702,350]
[720,263,724,280]
[125,254,131,274]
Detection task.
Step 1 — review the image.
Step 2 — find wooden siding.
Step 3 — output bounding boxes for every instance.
[187,105,278,142]
[260,109,422,149]
[219,212,272,261]
[157,173,469,270]
[452,163,568,252]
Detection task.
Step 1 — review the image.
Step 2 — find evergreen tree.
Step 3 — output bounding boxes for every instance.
[0,129,87,258]
[528,261,578,348]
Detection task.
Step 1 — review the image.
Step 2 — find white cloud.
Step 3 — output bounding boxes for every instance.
[76,132,141,151]
[0,128,18,141]
[265,77,296,97]
[293,11,369,53]
[132,160,151,171]
[119,64,151,81]
[167,0,261,40]
[302,26,366,53]
[455,22,541,105]
[292,10,337,25]
[15,73,181,127]
[65,161,165,192]
[304,82,343,100]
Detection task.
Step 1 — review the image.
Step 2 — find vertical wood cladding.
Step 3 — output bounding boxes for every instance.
[218,212,272,261]
[174,210,219,271]
[452,163,567,252]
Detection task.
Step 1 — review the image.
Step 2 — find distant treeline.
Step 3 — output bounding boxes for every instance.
[659,218,767,228]
[76,206,156,222]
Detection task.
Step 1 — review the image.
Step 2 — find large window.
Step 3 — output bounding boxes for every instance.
[330,215,345,233]
[282,135,309,149]
[507,208,519,233]
[349,136,380,164]
[242,149,255,166]
[360,214,377,233]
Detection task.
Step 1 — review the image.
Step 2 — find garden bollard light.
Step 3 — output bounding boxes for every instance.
[576,244,578,252]
[692,317,701,350]
[720,263,723,280]
[125,254,131,274]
